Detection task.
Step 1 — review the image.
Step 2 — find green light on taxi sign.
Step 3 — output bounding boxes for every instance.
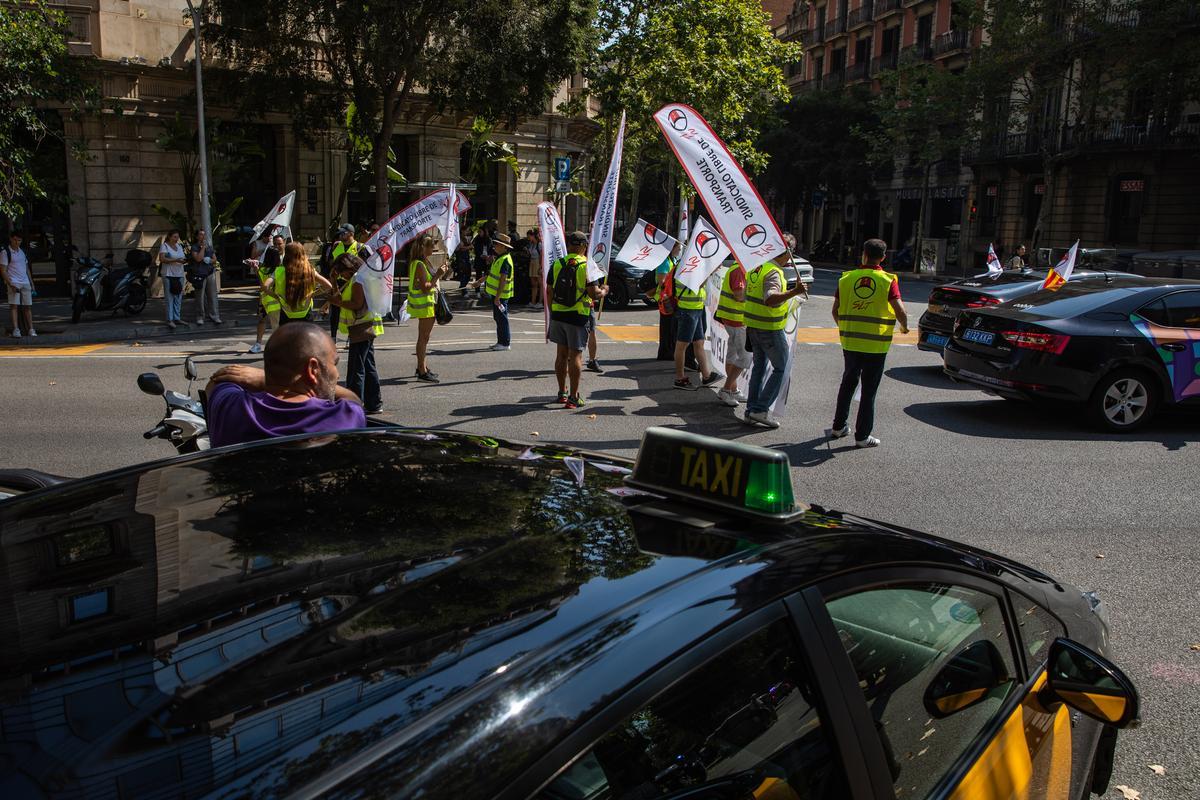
[626,428,804,521]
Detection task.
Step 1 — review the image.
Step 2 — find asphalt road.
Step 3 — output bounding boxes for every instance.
[1,271,1196,798]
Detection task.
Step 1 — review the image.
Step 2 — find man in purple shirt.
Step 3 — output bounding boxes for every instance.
[206,322,367,448]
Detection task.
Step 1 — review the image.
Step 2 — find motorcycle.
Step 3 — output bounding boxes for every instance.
[137,357,210,454]
[73,248,150,323]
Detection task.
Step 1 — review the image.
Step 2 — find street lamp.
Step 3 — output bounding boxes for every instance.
[184,0,212,248]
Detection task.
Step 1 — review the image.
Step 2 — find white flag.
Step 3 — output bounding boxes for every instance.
[703,266,749,395]
[358,188,472,316]
[249,190,296,244]
[1043,240,1080,290]
[538,201,568,335]
[587,111,625,282]
[614,218,678,270]
[442,183,465,256]
[977,243,1002,278]
[674,216,730,294]
[678,188,689,245]
[653,103,787,272]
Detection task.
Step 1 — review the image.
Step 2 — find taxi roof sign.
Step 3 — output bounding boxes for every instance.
[627,428,805,521]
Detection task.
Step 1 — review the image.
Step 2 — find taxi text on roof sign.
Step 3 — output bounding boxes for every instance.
[627,428,803,519]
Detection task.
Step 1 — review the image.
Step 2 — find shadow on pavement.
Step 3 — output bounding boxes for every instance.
[886,365,977,391]
[906,399,1200,449]
[773,434,841,468]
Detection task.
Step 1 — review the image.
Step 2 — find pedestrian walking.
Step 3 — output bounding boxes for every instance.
[471,231,515,351]
[549,231,608,409]
[327,252,383,414]
[1007,244,1028,272]
[326,223,363,340]
[158,229,188,330]
[829,238,909,448]
[187,229,222,325]
[407,232,452,382]
[264,242,332,326]
[248,234,284,354]
[714,260,750,407]
[1,230,36,337]
[671,256,722,391]
[650,243,682,362]
[526,229,543,308]
[452,239,473,288]
[743,235,808,429]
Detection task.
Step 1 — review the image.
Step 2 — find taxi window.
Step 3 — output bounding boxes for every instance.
[538,618,848,800]
[1163,290,1200,328]
[1013,598,1066,667]
[824,584,1019,799]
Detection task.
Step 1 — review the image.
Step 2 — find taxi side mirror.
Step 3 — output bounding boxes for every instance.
[1042,638,1139,728]
[924,640,1009,719]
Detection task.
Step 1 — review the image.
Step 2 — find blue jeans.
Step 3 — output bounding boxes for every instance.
[491,296,510,346]
[347,338,382,410]
[746,328,789,413]
[164,276,184,322]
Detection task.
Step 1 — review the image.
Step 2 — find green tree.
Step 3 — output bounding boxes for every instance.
[204,0,597,224]
[587,0,798,223]
[0,2,96,219]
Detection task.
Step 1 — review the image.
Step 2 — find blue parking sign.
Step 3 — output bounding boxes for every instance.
[555,157,571,181]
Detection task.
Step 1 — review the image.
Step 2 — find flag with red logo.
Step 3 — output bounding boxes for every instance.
[442,183,465,256]
[614,218,678,270]
[1042,240,1080,290]
[249,190,296,244]
[587,111,625,282]
[538,201,568,336]
[979,243,1002,278]
[653,103,787,272]
[674,216,730,294]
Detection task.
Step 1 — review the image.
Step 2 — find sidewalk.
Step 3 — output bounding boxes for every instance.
[2,287,264,345]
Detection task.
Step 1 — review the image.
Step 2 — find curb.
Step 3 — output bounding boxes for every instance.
[17,319,257,346]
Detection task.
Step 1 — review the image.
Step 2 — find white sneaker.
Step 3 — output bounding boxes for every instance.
[856,435,881,448]
[744,411,780,429]
[489,343,511,351]
[12,328,21,338]
[28,329,36,337]
[197,318,205,326]
[248,342,264,354]
[828,426,849,440]
[733,390,748,402]
[716,388,740,407]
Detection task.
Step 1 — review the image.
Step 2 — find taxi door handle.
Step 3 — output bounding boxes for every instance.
[1161,342,1186,352]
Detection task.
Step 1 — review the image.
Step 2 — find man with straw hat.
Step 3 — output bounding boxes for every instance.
[471,231,516,351]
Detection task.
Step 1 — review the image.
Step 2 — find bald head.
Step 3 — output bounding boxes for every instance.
[263,322,338,400]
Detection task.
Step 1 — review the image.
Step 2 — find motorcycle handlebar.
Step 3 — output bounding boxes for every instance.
[143,424,168,439]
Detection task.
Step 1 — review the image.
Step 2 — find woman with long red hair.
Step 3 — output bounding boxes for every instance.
[264,242,333,325]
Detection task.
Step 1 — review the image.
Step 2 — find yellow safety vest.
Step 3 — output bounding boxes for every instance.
[550,254,590,315]
[715,266,745,325]
[655,257,676,302]
[671,261,706,310]
[258,264,280,312]
[837,268,898,354]
[485,252,515,300]
[331,240,360,263]
[336,278,383,338]
[407,259,436,319]
[274,265,313,319]
[744,263,788,331]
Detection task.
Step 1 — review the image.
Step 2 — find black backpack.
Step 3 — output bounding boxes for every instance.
[551,256,584,307]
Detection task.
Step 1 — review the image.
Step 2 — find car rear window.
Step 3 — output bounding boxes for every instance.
[1008,284,1141,317]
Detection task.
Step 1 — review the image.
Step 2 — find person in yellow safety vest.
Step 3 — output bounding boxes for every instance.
[650,241,683,362]
[470,232,515,351]
[407,232,452,383]
[549,231,608,409]
[326,252,384,414]
[829,238,909,448]
[743,233,809,429]
[714,260,752,407]
[249,234,286,355]
[263,242,333,326]
[326,223,362,341]
[670,254,724,391]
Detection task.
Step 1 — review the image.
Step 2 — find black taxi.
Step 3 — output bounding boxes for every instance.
[0,428,1137,800]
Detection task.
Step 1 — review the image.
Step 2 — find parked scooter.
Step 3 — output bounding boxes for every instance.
[137,357,210,454]
[73,248,151,323]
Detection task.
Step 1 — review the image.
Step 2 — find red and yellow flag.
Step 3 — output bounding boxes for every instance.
[1042,240,1080,291]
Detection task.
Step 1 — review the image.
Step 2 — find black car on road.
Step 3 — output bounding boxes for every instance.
[919,269,1138,353]
[944,277,1200,431]
[0,428,1137,800]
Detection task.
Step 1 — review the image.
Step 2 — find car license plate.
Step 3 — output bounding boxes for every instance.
[927,303,945,314]
[926,333,949,348]
[962,328,994,346]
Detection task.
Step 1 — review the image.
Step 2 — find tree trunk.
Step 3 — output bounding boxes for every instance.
[372,92,399,225]
[1032,155,1056,264]
[627,172,642,226]
[664,162,677,230]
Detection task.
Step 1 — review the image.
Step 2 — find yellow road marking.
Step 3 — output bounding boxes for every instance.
[599,324,918,345]
[0,344,109,357]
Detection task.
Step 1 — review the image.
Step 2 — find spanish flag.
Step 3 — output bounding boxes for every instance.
[1042,240,1080,291]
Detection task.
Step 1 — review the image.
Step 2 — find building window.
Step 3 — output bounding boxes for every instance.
[979,183,999,236]
[1025,180,1044,239]
[54,526,115,566]
[68,588,113,623]
[1108,174,1146,244]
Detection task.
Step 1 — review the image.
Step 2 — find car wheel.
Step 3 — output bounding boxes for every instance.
[1089,368,1159,432]
[606,281,629,309]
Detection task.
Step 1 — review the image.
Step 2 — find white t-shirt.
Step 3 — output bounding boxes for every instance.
[1,246,30,286]
[160,241,186,278]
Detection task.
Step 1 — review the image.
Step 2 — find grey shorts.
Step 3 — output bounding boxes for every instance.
[6,283,32,306]
[674,306,706,343]
[723,324,752,369]
[549,318,589,350]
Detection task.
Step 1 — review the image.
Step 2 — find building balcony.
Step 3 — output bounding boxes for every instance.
[801,28,820,48]
[820,69,847,90]
[794,79,817,93]
[827,16,848,38]
[848,3,874,30]
[964,118,1200,163]
[933,29,971,58]
[846,60,872,83]
[61,3,99,56]
[783,9,809,39]
[871,49,899,75]
[901,0,925,7]
[900,43,934,64]
[874,0,903,18]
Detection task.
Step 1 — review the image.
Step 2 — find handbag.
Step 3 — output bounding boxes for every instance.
[434,290,454,325]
